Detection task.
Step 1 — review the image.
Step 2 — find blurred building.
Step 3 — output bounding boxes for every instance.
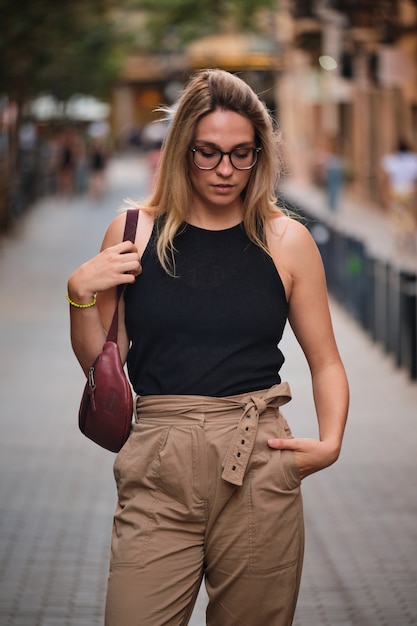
[111,31,284,150]
[111,0,417,208]
[275,0,417,203]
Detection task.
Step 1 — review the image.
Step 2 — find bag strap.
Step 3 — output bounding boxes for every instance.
[106,209,139,343]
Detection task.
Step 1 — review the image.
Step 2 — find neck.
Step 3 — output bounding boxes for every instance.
[187,206,243,231]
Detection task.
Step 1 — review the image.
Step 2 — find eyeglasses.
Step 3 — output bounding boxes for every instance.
[190,146,261,170]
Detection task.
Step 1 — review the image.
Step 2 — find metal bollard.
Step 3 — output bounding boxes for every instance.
[399,272,417,380]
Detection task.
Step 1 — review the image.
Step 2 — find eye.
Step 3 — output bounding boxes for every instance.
[199,148,219,159]
[232,148,251,160]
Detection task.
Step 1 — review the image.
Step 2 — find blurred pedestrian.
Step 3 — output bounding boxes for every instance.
[317,135,344,212]
[57,127,75,196]
[67,69,349,625]
[16,120,39,211]
[380,138,417,251]
[88,137,108,198]
[39,131,59,195]
[73,131,88,194]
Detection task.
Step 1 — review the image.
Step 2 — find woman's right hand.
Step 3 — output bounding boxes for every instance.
[67,212,144,373]
[68,240,141,302]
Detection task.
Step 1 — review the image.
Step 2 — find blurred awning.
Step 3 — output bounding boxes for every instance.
[29,95,64,120]
[29,94,110,122]
[66,95,110,121]
[186,33,282,70]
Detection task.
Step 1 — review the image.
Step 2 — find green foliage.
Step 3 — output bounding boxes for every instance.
[0,0,277,100]
[0,0,127,102]
[130,0,276,49]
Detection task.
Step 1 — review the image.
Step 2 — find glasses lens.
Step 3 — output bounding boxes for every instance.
[193,148,221,169]
[230,148,257,170]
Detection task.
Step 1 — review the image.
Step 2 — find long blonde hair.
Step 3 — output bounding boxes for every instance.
[140,68,284,273]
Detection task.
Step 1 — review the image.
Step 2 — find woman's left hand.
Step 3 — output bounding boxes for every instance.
[267,437,340,480]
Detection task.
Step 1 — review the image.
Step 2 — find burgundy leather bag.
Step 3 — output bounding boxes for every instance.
[78,209,139,452]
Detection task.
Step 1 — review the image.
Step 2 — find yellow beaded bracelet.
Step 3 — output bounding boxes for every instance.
[66,293,97,309]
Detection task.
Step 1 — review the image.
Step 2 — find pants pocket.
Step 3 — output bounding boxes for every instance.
[111,424,170,567]
[247,411,303,573]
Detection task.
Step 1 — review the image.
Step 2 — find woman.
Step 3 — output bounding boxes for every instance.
[67,69,349,625]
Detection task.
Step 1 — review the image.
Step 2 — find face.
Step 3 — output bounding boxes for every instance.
[188,109,256,222]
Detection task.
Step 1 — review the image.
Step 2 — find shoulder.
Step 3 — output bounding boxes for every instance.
[101,212,127,249]
[266,215,317,256]
[266,215,324,295]
[101,209,154,254]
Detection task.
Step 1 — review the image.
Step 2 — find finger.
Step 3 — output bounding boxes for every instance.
[108,240,138,255]
[267,437,297,450]
[119,252,139,264]
[120,256,141,275]
[118,271,138,285]
[124,262,142,277]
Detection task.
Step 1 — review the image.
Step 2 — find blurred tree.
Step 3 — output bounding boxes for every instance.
[129,0,277,50]
[0,0,127,105]
[0,0,131,228]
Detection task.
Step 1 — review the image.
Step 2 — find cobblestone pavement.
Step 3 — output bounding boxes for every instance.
[0,154,416,625]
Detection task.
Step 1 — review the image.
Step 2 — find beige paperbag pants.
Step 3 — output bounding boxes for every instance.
[105,382,304,626]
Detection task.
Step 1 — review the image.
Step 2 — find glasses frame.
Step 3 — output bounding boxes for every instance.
[189,146,262,171]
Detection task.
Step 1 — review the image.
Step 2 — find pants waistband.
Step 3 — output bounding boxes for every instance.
[135,382,292,487]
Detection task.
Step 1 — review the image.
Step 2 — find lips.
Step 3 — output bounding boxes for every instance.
[213,184,233,192]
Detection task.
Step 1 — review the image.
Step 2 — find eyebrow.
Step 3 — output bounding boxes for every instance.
[192,141,255,149]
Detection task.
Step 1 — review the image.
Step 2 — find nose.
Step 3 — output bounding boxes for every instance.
[216,152,234,175]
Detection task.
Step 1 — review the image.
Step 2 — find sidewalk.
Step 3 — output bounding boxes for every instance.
[0,154,416,625]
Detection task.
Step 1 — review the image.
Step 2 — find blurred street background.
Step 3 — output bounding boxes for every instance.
[1,1,417,625]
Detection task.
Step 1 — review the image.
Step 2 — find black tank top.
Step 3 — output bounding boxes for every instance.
[125,222,288,397]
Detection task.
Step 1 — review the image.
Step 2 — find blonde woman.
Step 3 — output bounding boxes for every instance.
[68,69,349,626]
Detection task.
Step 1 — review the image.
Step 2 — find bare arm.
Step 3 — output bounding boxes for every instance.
[67,212,141,375]
[267,218,349,478]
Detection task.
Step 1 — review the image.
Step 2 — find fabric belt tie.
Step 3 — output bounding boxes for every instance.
[221,382,291,486]
[135,382,291,488]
